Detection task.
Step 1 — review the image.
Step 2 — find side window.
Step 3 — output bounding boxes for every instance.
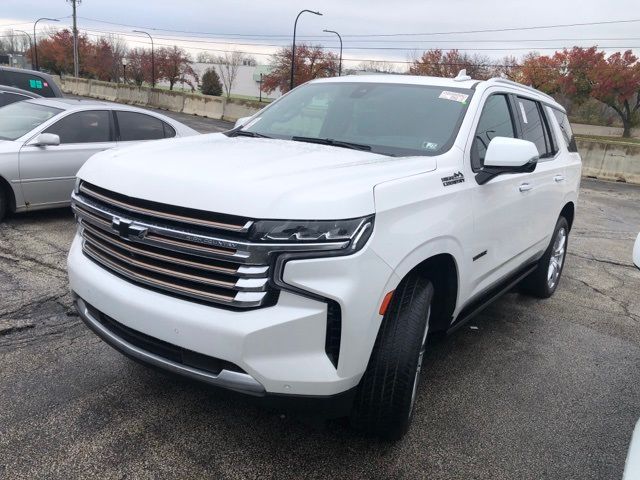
[163,122,176,138]
[0,71,57,97]
[44,110,112,144]
[116,111,166,141]
[516,97,553,158]
[0,92,29,107]
[552,109,578,152]
[471,94,515,171]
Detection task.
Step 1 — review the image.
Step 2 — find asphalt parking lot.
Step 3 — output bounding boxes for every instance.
[1,106,639,479]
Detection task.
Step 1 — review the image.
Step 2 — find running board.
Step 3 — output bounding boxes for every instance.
[447,263,537,335]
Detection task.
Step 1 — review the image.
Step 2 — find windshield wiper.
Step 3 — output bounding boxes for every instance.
[227,129,272,139]
[291,136,372,152]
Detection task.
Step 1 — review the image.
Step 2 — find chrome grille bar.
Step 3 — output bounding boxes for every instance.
[79,182,253,233]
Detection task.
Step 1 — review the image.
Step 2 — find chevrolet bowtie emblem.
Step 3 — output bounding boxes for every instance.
[112,217,148,239]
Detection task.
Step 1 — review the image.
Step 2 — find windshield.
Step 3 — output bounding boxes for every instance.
[0,101,62,140]
[241,82,473,157]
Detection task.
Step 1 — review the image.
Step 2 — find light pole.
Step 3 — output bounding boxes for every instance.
[290,9,322,91]
[122,57,128,84]
[33,17,59,71]
[133,30,155,87]
[323,29,342,76]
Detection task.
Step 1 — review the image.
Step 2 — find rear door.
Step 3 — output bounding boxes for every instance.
[19,109,115,207]
[512,96,565,252]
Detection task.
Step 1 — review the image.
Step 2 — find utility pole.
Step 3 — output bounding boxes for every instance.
[67,0,81,77]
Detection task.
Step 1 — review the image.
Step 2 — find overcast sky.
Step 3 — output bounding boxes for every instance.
[2,0,639,67]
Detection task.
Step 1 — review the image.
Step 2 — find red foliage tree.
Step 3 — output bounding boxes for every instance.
[518,53,562,93]
[28,29,91,76]
[156,46,197,90]
[553,47,605,103]
[262,44,338,94]
[589,50,640,137]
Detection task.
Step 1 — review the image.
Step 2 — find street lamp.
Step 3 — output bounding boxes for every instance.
[133,30,155,87]
[33,17,60,71]
[122,57,128,84]
[323,29,342,76]
[290,9,322,91]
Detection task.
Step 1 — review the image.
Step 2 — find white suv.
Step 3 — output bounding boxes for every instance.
[68,74,581,439]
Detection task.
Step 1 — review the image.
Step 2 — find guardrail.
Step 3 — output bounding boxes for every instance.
[55,76,264,122]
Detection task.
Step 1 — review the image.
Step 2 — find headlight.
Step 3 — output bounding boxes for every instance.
[249,215,374,252]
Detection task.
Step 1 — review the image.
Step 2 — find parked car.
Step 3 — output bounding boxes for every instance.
[0,98,198,219]
[623,233,640,479]
[68,74,582,439]
[0,66,64,98]
[0,85,42,107]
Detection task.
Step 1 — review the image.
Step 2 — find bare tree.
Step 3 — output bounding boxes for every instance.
[216,51,244,98]
[357,60,399,74]
[196,51,216,63]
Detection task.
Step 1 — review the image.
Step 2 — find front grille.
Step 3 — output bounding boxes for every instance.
[72,181,276,309]
[85,302,246,375]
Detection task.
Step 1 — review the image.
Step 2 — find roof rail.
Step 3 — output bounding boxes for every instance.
[485,77,556,102]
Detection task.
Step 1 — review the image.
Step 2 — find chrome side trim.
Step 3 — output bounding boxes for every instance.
[74,296,266,396]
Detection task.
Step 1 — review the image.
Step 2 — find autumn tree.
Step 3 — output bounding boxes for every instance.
[127,48,151,86]
[554,47,605,103]
[589,50,640,137]
[410,49,493,80]
[262,44,338,94]
[83,35,127,82]
[28,29,91,76]
[157,46,197,90]
[518,53,561,93]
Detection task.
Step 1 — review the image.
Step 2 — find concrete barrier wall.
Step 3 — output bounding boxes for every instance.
[578,139,640,184]
[55,76,264,122]
[572,123,640,139]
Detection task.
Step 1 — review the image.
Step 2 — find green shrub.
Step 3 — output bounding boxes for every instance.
[200,68,223,96]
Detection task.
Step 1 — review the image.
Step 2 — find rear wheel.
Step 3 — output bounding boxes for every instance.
[521,216,569,298]
[350,274,434,440]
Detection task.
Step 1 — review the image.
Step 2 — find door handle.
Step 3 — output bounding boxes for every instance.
[519,183,533,192]
[554,175,565,183]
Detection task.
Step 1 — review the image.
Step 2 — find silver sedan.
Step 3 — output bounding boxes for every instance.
[0,98,198,220]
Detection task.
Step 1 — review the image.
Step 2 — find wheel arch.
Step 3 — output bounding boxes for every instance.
[560,201,575,231]
[0,175,17,213]
[396,252,459,334]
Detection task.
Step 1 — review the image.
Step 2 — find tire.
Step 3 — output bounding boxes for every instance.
[520,216,569,299]
[350,274,434,440]
[0,185,7,222]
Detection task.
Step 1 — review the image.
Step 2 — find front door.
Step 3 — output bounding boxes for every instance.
[19,110,114,208]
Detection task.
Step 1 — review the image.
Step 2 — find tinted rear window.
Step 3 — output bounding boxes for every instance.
[0,92,30,107]
[116,111,175,141]
[0,70,57,97]
[552,109,578,152]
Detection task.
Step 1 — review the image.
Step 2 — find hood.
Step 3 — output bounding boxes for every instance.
[78,133,437,219]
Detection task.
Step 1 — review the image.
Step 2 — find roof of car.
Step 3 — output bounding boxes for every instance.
[0,84,42,98]
[310,74,563,110]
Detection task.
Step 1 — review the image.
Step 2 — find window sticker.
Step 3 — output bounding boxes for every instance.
[518,101,528,124]
[29,79,43,89]
[439,91,469,103]
[422,141,439,150]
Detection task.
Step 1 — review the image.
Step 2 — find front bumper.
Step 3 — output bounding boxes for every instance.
[68,233,397,397]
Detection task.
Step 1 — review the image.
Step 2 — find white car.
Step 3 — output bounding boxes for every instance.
[0,98,198,220]
[68,74,581,439]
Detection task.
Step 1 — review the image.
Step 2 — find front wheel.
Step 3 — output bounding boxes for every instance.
[521,216,569,298]
[350,274,434,440]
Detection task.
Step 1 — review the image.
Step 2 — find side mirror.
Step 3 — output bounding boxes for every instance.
[634,233,640,269]
[234,116,251,129]
[476,137,539,185]
[31,133,60,147]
